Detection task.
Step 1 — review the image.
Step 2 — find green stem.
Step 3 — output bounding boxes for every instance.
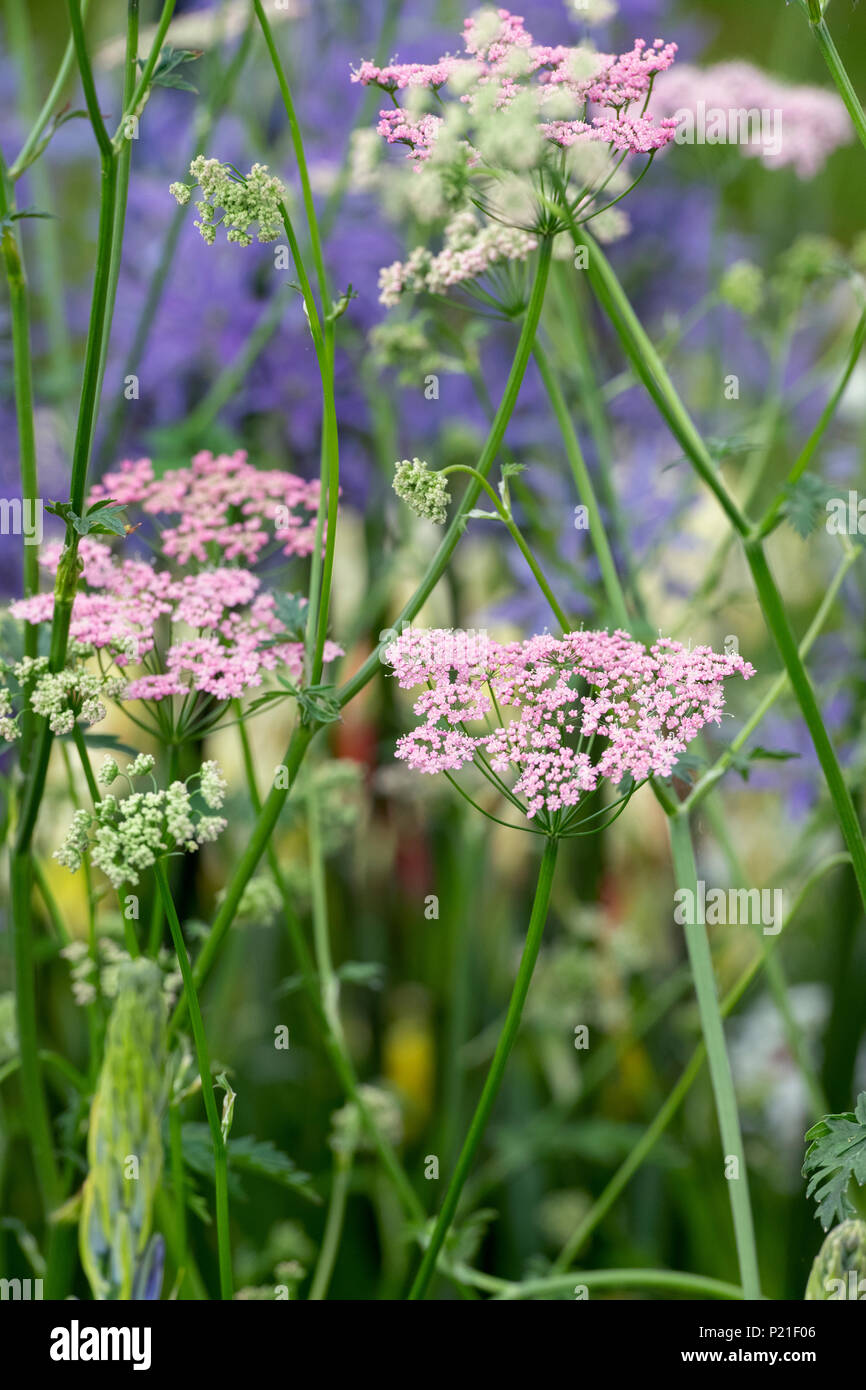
[9,0,91,177]
[3,1,74,398]
[553,851,848,1271]
[549,262,647,622]
[93,0,139,421]
[110,0,177,147]
[168,1101,188,1293]
[574,219,866,916]
[171,720,313,1027]
[490,1268,746,1302]
[440,464,571,631]
[98,16,254,467]
[533,339,631,630]
[684,546,859,813]
[805,12,866,157]
[309,1138,355,1301]
[154,859,232,1300]
[408,836,559,1300]
[0,153,40,694]
[340,238,553,708]
[744,540,866,910]
[666,812,761,1299]
[756,311,866,539]
[233,712,423,1224]
[255,0,340,685]
[9,853,61,1216]
[253,0,328,311]
[569,224,749,536]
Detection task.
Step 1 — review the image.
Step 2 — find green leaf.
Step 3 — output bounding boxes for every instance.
[272,592,308,641]
[216,1073,236,1144]
[729,745,801,781]
[140,45,202,94]
[782,473,835,539]
[246,690,293,715]
[9,208,58,222]
[60,732,139,757]
[803,1093,866,1230]
[298,683,342,728]
[337,961,385,990]
[46,499,129,538]
[181,1123,320,1204]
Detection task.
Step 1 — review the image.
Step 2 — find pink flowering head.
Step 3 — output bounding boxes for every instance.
[11,538,342,740]
[87,451,322,566]
[649,61,853,180]
[353,10,678,305]
[384,626,754,831]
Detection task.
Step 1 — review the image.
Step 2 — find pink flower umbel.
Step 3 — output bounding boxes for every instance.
[353,11,679,305]
[88,450,322,564]
[10,450,342,742]
[12,540,342,734]
[385,627,754,830]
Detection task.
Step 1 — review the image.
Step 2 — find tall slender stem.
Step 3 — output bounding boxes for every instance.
[0,151,40,719]
[744,540,866,908]
[232,713,423,1224]
[801,8,866,157]
[408,836,559,1300]
[533,340,631,630]
[309,1128,356,1301]
[440,463,571,631]
[572,222,866,915]
[666,812,761,1300]
[340,238,553,708]
[154,859,232,1300]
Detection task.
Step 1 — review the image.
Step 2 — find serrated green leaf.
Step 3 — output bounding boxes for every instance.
[729,744,801,781]
[783,473,834,539]
[181,1123,320,1204]
[337,961,385,990]
[802,1092,866,1230]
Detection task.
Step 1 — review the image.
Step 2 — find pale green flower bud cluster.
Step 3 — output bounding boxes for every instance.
[331,1084,404,1156]
[23,663,125,738]
[301,759,365,852]
[0,687,18,742]
[369,316,446,381]
[55,757,229,889]
[60,936,182,1009]
[393,457,451,525]
[79,958,167,1301]
[172,155,287,247]
[218,872,283,926]
[719,259,765,316]
[805,1219,866,1299]
[568,0,618,23]
[0,654,50,740]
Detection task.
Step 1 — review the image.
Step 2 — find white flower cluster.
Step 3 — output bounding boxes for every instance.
[393,457,451,525]
[55,757,228,889]
[60,937,182,1009]
[0,687,18,742]
[2,657,126,739]
[172,156,287,246]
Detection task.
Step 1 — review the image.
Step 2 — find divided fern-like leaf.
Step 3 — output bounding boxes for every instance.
[802,1092,866,1230]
